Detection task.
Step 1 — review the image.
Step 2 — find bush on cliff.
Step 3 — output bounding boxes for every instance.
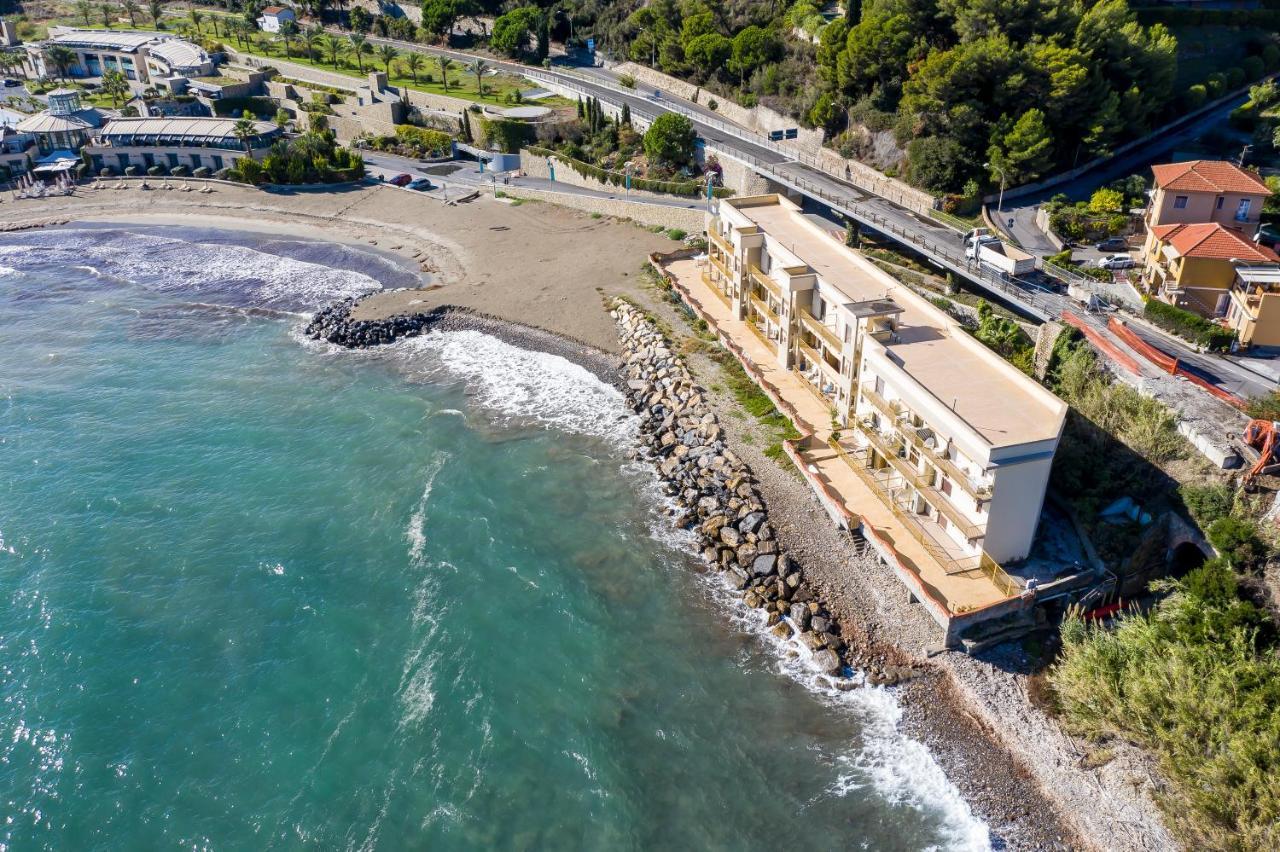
[1049,560,1280,850]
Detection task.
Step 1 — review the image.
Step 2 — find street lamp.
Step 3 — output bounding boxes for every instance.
[984,161,1007,215]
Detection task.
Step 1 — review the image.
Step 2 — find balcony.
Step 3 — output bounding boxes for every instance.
[827,437,1013,591]
[899,425,992,502]
[854,420,986,540]
[798,307,842,353]
[708,228,734,256]
[858,382,904,422]
[700,272,733,308]
[745,316,778,353]
[750,293,780,326]
[797,340,842,386]
[747,264,783,300]
[707,250,733,282]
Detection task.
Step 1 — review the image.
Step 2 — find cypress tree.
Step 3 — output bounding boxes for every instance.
[621,102,631,126]
[577,96,584,120]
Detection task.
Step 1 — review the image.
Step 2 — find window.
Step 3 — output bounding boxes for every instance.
[1173,195,1188,209]
[1236,198,1252,221]
[1216,196,1224,210]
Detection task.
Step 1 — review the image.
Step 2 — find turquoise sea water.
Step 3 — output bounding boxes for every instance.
[0,226,991,850]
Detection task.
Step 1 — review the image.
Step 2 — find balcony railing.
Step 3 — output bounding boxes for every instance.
[858,382,905,422]
[708,228,733,256]
[700,272,733,308]
[747,264,782,300]
[707,250,733,283]
[746,316,778,353]
[899,425,992,501]
[827,438,1017,595]
[797,308,842,352]
[796,340,842,388]
[750,294,780,326]
[854,420,985,539]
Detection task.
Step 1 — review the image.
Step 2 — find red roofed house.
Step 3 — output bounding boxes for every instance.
[1145,159,1270,237]
[256,5,295,33]
[1141,221,1279,318]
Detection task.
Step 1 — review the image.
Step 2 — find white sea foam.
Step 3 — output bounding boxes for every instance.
[406,454,449,566]
[0,265,18,277]
[392,330,637,444]
[635,465,992,850]
[0,228,380,310]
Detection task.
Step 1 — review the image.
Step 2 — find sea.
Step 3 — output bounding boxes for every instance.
[0,224,993,850]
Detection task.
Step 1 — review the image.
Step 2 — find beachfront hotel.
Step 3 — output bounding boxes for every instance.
[84,116,283,174]
[659,194,1068,642]
[24,28,213,83]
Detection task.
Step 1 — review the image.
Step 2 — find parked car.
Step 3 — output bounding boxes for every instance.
[388,173,413,187]
[1097,254,1136,270]
[1095,237,1128,252]
[406,177,434,191]
[1,78,20,88]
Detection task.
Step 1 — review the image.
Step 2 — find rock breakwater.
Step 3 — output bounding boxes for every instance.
[612,300,858,680]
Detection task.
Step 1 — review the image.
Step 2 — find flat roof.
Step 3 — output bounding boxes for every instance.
[98,116,277,142]
[726,197,1065,448]
[48,29,163,52]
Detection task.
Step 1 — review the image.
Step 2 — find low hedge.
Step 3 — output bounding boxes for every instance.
[1144,297,1236,352]
[526,145,734,199]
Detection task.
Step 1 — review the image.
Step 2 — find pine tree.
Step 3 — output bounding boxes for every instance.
[576,96,584,120]
[620,102,631,127]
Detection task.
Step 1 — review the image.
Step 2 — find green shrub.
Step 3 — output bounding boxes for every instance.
[1144,298,1237,352]
[618,73,635,89]
[1180,483,1234,528]
[193,166,211,177]
[1184,83,1207,110]
[1226,67,1246,89]
[99,167,113,177]
[1230,101,1259,131]
[1264,44,1280,71]
[1049,563,1278,849]
[124,165,138,176]
[666,228,686,241]
[212,96,275,118]
[170,165,189,176]
[1207,516,1265,570]
[147,165,164,176]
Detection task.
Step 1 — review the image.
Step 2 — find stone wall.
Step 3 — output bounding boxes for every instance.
[708,147,771,196]
[519,148,712,203]
[490,183,705,232]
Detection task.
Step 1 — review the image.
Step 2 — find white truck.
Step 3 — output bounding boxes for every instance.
[965,230,1036,277]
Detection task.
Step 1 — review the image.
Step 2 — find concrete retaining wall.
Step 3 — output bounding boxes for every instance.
[491,183,704,231]
[519,148,711,203]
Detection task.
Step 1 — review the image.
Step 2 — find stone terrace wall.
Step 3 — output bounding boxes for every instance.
[491,184,705,232]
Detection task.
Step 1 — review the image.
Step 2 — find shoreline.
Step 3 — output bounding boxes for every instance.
[2,193,1165,848]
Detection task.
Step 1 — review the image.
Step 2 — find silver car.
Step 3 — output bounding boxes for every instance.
[1097,253,1136,270]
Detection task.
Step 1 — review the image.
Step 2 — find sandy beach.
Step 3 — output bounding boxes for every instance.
[2,181,1170,849]
[1,182,676,353]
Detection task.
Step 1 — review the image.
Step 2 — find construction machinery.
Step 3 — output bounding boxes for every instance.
[1242,419,1280,484]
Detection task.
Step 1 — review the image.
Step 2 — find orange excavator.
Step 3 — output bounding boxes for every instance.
[1242,419,1280,485]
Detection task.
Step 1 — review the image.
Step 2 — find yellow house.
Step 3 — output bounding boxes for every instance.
[1147,159,1270,237]
[1141,222,1278,317]
[1226,266,1280,349]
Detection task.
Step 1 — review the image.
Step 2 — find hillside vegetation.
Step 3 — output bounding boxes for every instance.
[552,0,1277,194]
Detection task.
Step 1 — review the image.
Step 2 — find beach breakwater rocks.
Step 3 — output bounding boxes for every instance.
[305,294,448,347]
[612,300,852,679]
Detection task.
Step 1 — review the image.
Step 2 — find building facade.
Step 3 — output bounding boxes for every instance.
[1146,159,1270,238]
[84,116,281,174]
[1226,265,1280,349]
[1142,222,1279,317]
[706,195,1066,569]
[26,29,213,83]
[13,88,106,156]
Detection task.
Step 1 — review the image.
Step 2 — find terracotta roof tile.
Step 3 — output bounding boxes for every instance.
[1151,160,1270,195]
[1154,222,1279,261]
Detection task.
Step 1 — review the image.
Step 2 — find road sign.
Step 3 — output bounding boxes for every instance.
[768,130,783,141]
[587,38,595,53]
[784,128,798,140]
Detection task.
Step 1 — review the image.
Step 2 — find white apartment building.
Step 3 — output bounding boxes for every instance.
[705,195,1067,571]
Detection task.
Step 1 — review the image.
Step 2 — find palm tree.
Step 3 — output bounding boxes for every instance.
[75,0,93,26]
[100,68,129,106]
[303,25,323,61]
[321,33,342,68]
[44,46,76,81]
[376,44,397,76]
[468,58,489,100]
[123,0,140,26]
[347,33,367,73]
[233,112,259,155]
[438,56,453,92]
[148,0,163,28]
[402,51,423,85]
[100,2,114,28]
[191,9,203,34]
[279,18,298,59]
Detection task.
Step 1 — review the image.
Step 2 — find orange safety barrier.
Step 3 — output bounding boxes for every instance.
[1060,310,1142,376]
[1107,317,1177,373]
[1175,369,1248,410]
